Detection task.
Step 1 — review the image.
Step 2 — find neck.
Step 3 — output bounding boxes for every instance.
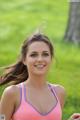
[26,74,48,89]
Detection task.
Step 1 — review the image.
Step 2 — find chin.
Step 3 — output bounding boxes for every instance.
[33,71,46,76]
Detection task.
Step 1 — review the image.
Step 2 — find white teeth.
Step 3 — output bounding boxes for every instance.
[34,64,45,69]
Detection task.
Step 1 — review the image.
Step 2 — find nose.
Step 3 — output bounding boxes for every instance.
[37,55,43,61]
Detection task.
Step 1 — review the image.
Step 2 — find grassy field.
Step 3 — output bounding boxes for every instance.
[0,0,80,119]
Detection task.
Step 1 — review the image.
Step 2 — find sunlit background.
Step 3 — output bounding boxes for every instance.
[0,0,80,119]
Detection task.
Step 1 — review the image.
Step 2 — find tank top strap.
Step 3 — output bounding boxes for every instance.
[19,82,25,101]
[48,83,59,101]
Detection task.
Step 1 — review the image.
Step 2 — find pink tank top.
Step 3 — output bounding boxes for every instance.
[12,83,62,120]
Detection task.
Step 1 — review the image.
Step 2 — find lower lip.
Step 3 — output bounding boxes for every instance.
[37,67,45,69]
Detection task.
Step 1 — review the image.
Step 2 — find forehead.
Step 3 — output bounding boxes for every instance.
[28,41,50,53]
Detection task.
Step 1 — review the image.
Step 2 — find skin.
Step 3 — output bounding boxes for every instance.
[69,113,80,120]
[0,41,78,120]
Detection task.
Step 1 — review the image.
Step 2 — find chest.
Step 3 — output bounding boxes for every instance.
[13,85,62,120]
[25,87,57,114]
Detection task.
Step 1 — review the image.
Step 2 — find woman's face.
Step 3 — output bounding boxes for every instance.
[24,41,52,76]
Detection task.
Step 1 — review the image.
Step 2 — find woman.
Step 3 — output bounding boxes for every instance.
[0,33,80,120]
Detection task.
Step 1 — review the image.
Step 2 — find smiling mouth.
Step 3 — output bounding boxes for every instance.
[34,64,46,69]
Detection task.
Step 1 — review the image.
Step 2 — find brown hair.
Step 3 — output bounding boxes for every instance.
[0,33,54,85]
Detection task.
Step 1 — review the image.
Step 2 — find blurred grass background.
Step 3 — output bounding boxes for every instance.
[0,0,80,119]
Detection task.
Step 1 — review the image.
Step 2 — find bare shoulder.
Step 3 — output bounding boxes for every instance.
[54,84,66,95]
[50,83,66,95]
[1,85,19,103]
[49,83,66,109]
[3,85,18,95]
[0,85,20,120]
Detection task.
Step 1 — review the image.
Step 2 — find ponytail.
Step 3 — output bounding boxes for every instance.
[0,33,54,86]
[0,61,28,86]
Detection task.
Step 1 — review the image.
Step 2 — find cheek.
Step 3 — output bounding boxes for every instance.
[26,59,35,69]
[46,59,52,69]
[26,63,33,73]
[45,58,51,64]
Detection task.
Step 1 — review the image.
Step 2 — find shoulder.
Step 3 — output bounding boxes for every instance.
[3,85,18,95]
[0,84,21,119]
[1,85,19,103]
[54,84,66,95]
[49,83,66,109]
[50,83,66,96]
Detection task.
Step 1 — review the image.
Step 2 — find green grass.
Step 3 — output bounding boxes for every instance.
[0,0,80,119]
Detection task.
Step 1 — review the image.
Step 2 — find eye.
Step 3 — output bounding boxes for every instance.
[30,53,38,57]
[42,53,49,57]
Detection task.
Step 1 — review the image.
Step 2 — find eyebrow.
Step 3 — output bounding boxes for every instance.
[30,51,49,53]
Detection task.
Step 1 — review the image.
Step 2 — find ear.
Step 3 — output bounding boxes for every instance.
[22,58,26,66]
